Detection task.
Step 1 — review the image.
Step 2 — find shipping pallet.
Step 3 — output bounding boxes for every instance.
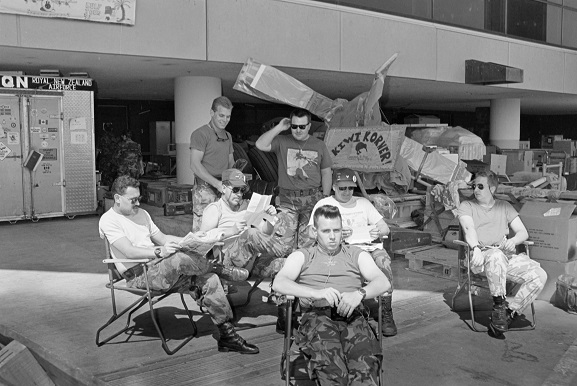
[401,244,460,280]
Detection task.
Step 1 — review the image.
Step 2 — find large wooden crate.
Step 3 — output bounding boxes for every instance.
[403,244,460,280]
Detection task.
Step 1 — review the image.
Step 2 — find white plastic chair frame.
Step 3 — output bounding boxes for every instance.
[95,239,197,355]
[451,239,536,332]
[281,295,384,386]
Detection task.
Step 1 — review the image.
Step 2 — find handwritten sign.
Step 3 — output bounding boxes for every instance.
[324,125,406,172]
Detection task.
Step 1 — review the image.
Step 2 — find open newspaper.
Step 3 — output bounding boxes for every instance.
[244,193,276,228]
[178,231,219,256]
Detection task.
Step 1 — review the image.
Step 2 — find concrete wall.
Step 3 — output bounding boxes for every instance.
[1,0,576,95]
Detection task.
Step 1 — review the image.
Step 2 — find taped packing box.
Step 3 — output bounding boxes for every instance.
[519,201,577,262]
[502,149,533,174]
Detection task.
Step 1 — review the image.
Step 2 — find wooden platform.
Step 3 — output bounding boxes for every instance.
[401,244,460,280]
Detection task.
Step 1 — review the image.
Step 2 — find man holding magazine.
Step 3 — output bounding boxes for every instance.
[98,175,259,354]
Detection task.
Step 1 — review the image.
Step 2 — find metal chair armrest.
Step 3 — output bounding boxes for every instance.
[453,240,469,248]
[523,240,534,246]
[103,258,150,264]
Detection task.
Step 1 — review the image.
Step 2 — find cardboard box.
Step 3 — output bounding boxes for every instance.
[519,201,577,262]
[502,149,533,173]
[166,184,194,203]
[463,159,490,174]
[566,157,577,174]
[485,145,498,155]
[404,114,440,125]
[482,154,507,176]
[518,141,530,149]
[384,227,432,254]
[553,139,577,157]
[147,186,168,207]
[533,259,577,302]
[541,135,563,149]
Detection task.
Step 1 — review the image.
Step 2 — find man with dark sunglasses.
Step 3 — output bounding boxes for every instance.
[255,108,333,250]
[190,96,236,233]
[456,170,547,337]
[300,168,398,337]
[200,169,293,280]
[99,175,259,354]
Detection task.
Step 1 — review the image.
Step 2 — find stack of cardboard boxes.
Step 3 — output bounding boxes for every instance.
[519,201,577,302]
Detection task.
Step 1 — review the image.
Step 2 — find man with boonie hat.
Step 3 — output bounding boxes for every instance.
[302,167,398,337]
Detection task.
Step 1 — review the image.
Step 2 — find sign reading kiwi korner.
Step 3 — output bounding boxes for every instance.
[324,125,406,172]
[0,75,97,92]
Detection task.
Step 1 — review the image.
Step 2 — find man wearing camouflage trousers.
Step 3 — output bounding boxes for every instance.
[255,108,333,248]
[200,169,293,279]
[456,170,547,336]
[273,205,390,385]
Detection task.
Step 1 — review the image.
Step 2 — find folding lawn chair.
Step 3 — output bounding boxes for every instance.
[95,238,197,355]
[451,236,536,333]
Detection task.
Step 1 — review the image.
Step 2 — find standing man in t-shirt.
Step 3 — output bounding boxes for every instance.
[190,96,235,232]
[256,108,333,248]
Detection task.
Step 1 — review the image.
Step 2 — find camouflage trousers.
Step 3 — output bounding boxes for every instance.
[475,249,547,313]
[276,190,324,249]
[295,311,382,386]
[372,249,394,294]
[221,228,291,278]
[191,182,219,233]
[126,251,233,325]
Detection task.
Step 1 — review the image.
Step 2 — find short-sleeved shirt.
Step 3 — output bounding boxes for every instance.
[189,124,233,178]
[271,135,332,190]
[204,198,249,230]
[297,245,364,308]
[99,208,160,274]
[456,199,518,246]
[308,196,383,229]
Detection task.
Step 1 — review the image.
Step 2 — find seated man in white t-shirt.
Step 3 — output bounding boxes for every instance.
[99,175,259,354]
[306,168,397,337]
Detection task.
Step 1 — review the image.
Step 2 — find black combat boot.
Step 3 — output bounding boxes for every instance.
[490,296,510,334]
[381,295,398,337]
[212,263,249,282]
[217,321,259,354]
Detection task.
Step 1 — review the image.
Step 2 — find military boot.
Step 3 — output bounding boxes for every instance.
[490,297,509,334]
[212,263,249,282]
[217,321,259,354]
[381,295,398,337]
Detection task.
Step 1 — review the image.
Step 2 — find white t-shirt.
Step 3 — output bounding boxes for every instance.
[99,208,160,274]
[308,196,383,229]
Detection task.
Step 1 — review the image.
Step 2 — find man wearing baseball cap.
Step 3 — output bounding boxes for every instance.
[302,167,398,337]
[200,169,293,280]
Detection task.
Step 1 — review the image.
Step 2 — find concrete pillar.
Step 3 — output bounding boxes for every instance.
[174,76,221,184]
[489,98,520,149]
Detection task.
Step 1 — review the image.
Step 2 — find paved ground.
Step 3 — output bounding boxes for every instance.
[1,214,577,385]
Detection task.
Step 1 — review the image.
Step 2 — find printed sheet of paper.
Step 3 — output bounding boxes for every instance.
[244,193,275,227]
[345,225,374,245]
[179,232,217,256]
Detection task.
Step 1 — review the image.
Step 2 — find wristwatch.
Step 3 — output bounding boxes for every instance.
[154,247,162,258]
[357,288,367,301]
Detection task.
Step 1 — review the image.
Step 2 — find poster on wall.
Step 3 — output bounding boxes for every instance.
[0,0,135,26]
[324,125,407,172]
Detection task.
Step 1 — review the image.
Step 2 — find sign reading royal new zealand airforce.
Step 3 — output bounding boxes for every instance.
[324,125,407,172]
[0,75,97,92]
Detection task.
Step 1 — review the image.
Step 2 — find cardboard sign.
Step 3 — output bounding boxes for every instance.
[324,125,406,172]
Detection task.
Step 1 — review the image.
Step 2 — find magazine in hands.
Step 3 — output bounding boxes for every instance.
[244,193,276,227]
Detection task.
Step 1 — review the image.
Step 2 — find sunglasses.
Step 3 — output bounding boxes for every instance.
[290,123,309,130]
[214,130,230,142]
[471,183,485,190]
[226,185,248,194]
[121,195,142,204]
[337,186,355,191]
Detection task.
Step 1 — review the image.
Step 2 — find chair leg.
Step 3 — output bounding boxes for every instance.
[239,278,264,307]
[148,292,197,355]
[96,295,150,347]
[282,298,293,386]
[377,296,384,386]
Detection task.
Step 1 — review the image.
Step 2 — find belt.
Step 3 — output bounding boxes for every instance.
[278,187,321,197]
[121,264,144,281]
[303,306,364,323]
